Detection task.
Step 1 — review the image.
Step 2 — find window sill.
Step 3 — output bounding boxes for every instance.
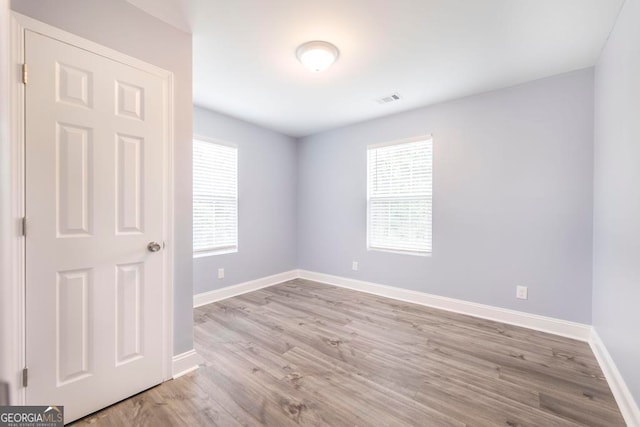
[193,248,237,258]
[367,247,432,257]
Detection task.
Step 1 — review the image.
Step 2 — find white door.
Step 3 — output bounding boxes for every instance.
[25,30,168,423]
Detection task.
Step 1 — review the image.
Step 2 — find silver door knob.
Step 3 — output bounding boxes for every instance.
[147,242,162,252]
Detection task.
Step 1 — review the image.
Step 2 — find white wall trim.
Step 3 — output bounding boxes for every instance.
[298,270,592,342]
[172,350,203,379]
[8,12,27,406]
[193,270,298,307]
[0,0,13,404]
[589,329,640,427]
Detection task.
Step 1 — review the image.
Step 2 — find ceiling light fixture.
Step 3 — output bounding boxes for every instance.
[296,41,339,72]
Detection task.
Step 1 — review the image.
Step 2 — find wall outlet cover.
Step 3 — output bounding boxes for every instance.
[218,268,225,279]
[516,285,528,300]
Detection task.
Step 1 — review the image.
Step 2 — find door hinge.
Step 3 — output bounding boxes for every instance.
[22,368,28,387]
[22,63,28,84]
[21,217,27,237]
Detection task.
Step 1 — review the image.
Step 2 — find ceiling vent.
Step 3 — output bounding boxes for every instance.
[376,93,402,104]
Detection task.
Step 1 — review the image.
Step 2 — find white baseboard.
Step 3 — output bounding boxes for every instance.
[590,329,640,427]
[193,270,298,308]
[194,268,589,341]
[297,270,592,342]
[172,349,203,379]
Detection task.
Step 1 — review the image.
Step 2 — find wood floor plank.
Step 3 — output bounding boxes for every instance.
[76,279,626,426]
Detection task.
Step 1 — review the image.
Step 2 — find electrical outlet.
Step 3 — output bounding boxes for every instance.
[352,261,358,271]
[218,268,224,279]
[516,285,528,300]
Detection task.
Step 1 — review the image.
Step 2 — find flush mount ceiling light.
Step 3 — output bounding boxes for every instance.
[296,41,339,72]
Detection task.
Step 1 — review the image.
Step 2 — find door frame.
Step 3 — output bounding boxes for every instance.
[7,12,175,405]
[1,0,13,405]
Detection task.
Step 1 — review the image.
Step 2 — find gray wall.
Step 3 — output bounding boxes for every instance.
[193,106,297,294]
[11,0,194,355]
[297,69,595,323]
[593,0,640,404]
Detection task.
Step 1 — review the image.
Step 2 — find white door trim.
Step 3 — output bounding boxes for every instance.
[0,0,14,404]
[8,12,175,405]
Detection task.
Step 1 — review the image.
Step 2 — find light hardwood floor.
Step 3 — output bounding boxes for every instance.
[77,279,625,426]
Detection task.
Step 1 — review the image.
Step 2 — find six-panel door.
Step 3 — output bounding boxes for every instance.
[25,30,167,423]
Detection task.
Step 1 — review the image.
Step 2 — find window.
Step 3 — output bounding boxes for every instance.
[193,138,238,255]
[367,136,433,255]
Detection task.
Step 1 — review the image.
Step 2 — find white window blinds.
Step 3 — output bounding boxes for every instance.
[367,137,433,255]
[193,138,238,254]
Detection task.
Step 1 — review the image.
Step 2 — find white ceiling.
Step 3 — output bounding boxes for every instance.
[129,0,624,137]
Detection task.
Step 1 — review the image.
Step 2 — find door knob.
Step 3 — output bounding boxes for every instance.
[147,241,162,252]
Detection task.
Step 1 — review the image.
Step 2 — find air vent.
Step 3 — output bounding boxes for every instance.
[376,93,402,104]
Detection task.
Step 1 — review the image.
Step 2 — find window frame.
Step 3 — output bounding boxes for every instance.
[192,135,239,258]
[366,135,433,257]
